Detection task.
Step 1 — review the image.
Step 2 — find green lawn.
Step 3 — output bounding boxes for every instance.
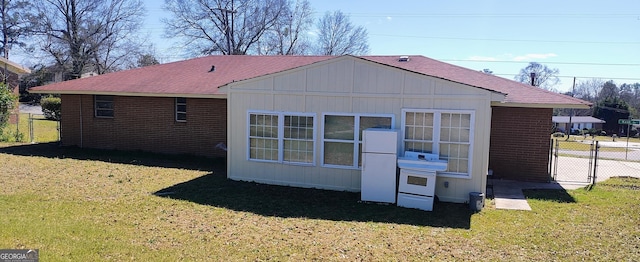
[1,143,639,260]
[552,136,638,152]
[2,113,59,142]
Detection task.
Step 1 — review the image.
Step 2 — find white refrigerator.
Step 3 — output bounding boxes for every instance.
[361,128,399,204]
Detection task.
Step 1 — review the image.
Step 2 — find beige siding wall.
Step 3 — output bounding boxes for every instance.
[228,57,495,203]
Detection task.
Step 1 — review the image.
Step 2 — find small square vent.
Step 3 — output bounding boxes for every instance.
[398,56,410,62]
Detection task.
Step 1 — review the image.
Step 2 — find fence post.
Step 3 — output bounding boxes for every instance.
[592,141,599,187]
[552,139,559,181]
[548,138,553,180]
[29,113,34,144]
[57,120,61,142]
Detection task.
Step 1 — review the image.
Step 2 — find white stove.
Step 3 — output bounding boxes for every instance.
[396,151,448,211]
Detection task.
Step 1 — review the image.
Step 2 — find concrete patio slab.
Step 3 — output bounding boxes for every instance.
[491,180,588,211]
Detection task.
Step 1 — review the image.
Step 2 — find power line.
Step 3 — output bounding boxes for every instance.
[371,34,640,45]
[348,13,639,18]
[493,74,640,82]
[439,59,640,67]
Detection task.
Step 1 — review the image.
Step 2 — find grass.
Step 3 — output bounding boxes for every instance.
[2,113,59,143]
[1,143,639,260]
[552,136,638,152]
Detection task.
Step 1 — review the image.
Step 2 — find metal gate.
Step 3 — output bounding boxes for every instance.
[549,139,599,184]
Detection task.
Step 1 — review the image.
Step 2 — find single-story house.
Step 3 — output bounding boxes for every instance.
[552,116,605,133]
[0,57,31,124]
[30,55,590,203]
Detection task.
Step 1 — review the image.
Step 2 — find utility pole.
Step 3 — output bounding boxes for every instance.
[566,77,576,140]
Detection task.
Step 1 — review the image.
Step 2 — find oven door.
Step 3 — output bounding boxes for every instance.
[398,169,436,196]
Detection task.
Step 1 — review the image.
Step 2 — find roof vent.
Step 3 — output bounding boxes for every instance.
[398,56,410,62]
[208,65,216,72]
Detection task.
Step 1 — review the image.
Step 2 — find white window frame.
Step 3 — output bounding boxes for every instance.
[401,109,475,179]
[94,95,114,118]
[175,97,187,122]
[321,113,395,169]
[247,110,316,166]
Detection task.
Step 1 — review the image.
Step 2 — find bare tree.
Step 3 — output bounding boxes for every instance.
[136,53,160,67]
[514,62,560,90]
[163,0,290,56]
[257,0,313,55]
[315,10,369,55]
[0,0,34,59]
[574,78,604,102]
[32,0,146,79]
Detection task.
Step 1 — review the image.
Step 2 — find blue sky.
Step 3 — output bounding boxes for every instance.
[139,1,638,92]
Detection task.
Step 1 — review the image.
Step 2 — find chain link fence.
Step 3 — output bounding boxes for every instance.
[550,136,640,185]
[2,113,60,143]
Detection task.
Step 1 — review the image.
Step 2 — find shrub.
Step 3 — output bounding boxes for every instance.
[41,96,61,120]
[0,85,16,125]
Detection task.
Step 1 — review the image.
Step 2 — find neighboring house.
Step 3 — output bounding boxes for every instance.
[0,57,31,124]
[30,55,591,203]
[552,116,605,133]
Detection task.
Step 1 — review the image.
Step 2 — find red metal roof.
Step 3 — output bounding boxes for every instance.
[30,55,590,107]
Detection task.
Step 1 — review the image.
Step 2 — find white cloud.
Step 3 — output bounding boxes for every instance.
[386,16,392,21]
[512,53,557,61]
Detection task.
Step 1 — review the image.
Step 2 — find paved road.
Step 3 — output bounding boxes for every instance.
[558,148,640,162]
[18,103,43,114]
[553,155,640,183]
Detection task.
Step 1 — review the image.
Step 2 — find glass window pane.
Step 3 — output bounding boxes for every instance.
[405,126,415,140]
[96,110,114,117]
[450,128,460,142]
[458,160,469,173]
[414,127,424,140]
[440,127,450,142]
[441,113,451,127]
[404,141,432,153]
[424,127,433,140]
[424,113,434,126]
[96,102,113,109]
[451,114,461,127]
[460,129,470,142]
[459,144,469,158]
[358,144,362,167]
[177,105,186,112]
[324,142,354,166]
[461,114,471,128]
[177,113,186,121]
[414,113,424,125]
[324,115,354,140]
[359,116,392,141]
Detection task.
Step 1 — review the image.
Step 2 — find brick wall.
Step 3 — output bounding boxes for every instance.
[489,107,552,182]
[60,94,227,158]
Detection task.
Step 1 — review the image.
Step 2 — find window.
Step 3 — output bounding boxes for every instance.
[94,95,114,118]
[322,114,393,168]
[176,97,187,122]
[402,109,474,177]
[248,111,315,165]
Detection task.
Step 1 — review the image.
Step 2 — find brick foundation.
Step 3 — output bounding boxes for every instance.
[60,94,227,158]
[489,107,553,182]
